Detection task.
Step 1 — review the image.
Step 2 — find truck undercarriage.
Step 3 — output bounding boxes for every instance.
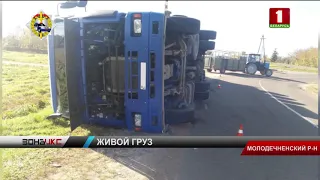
[48,10,216,133]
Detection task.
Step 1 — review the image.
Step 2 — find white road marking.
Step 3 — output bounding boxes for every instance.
[259,80,318,128]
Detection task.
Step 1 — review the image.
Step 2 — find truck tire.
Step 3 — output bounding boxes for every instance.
[246,63,257,75]
[199,30,217,40]
[194,91,210,101]
[265,69,273,77]
[195,81,211,92]
[165,104,195,124]
[166,16,200,34]
[197,58,204,70]
[199,41,215,51]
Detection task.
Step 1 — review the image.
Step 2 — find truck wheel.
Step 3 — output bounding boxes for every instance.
[199,41,215,51]
[195,81,211,92]
[198,59,204,70]
[246,63,257,75]
[194,91,210,101]
[165,104,195,124]
[265,69,273,77]
[166,16,200,34]
[199,30,217,40]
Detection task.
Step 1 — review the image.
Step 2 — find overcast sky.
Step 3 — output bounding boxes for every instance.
[3,1,319,56]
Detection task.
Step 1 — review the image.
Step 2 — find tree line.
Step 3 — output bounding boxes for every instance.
[269,48,318,68]
[3,27,318,68]
[3,27,48,53]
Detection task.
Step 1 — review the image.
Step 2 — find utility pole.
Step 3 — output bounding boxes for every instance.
[257,35,266,64]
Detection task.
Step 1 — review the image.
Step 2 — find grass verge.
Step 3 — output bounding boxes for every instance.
[3,64,51,119]
[270,63,318,73]
[3,64,68,179]
[3,50,48,64]
[2,53,146,179]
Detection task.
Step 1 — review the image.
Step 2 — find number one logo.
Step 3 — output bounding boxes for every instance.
[269,8,290,28]
[276,10,282,23]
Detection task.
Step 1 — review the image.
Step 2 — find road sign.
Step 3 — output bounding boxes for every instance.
[269,8,290,28]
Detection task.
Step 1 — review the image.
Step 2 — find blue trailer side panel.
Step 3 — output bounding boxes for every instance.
[125,12,150,132]
[147,13,165,133]
[125,12,165,133]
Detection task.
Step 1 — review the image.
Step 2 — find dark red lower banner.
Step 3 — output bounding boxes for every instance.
[242,141,320,155]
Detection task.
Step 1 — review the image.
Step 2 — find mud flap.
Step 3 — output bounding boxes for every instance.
[64,18,86,131]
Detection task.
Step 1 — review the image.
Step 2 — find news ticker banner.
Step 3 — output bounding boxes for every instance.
[2,136,320,155]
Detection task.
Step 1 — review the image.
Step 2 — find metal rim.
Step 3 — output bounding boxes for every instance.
[266,69,272,76]
[247,64,257,74]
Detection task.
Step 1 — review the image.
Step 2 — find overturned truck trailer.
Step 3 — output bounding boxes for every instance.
[48,10,216,133]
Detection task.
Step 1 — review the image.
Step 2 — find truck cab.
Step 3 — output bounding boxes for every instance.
[246,54,261,63]
[48,7,216,133]
[244,53,272,76]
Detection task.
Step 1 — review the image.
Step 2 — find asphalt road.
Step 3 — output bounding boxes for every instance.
[115,71,318,180]
[174,71,318,180]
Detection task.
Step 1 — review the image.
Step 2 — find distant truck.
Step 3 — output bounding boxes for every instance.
[204,50,273,77]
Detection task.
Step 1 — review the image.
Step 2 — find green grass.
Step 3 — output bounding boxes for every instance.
[2,106,121,179]
[3,50,48,64]
[270,62,318,73]
[2,51,144,180]
[2,64,69,179]
[3,64,52,119]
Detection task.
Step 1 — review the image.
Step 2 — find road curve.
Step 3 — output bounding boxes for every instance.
[174,71,318,180]
[118,71,318,180]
